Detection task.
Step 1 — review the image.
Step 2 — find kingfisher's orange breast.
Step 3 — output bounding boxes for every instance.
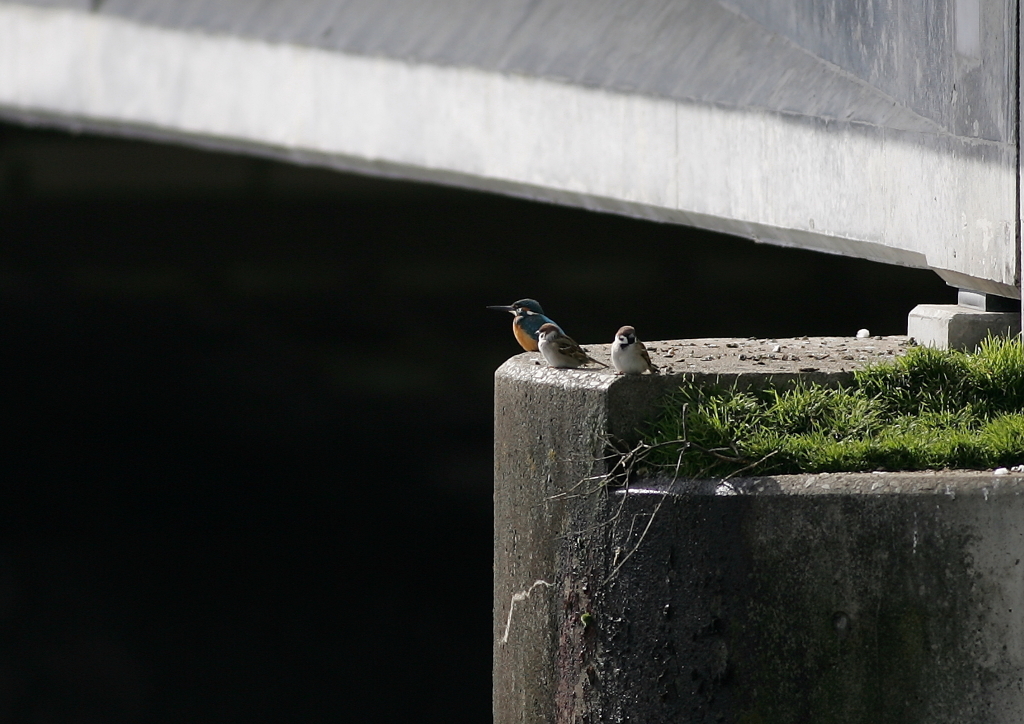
[513,321,539,351]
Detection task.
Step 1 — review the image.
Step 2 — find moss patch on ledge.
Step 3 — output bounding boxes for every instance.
[643,336,1024,477]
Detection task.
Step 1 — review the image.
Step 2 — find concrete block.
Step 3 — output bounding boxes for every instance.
[907,303,1020,350]
[957,290,1019,312]
[495,340,1024,724]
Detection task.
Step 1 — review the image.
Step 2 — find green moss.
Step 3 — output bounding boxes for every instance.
[643,336,1024,476]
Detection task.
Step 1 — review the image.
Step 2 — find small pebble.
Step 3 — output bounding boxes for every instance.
[994,467,1010,476]
[856,329,871,338]
[771,344,781,353]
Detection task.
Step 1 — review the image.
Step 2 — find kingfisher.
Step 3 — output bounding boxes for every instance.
[537,323,607,369]
[487,299,562,352]
[611,325,659,375]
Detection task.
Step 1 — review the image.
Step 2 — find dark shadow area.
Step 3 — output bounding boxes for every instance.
[0,122,953,722]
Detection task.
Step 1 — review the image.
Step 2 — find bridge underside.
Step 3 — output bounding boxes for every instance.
[0,0,1018,297]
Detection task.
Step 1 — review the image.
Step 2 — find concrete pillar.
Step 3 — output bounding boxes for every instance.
[495,340,1024,723]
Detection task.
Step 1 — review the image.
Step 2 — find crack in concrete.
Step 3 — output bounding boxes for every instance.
[501,579,554,645]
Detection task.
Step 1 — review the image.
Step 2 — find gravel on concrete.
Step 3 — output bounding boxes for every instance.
[517,335,913,376]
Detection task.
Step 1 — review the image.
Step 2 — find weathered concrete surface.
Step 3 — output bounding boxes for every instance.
[595,472,1024,723]
[578,334,910,379]
[908,303,1022,350]
[0,0,1018,296]
[495,338,1024,723]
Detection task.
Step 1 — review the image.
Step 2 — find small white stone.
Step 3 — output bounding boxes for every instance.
[771,344,781,353]
[856,329,871,338]
[994,467,1010,475]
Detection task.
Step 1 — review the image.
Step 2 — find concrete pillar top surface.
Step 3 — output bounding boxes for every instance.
[498,334,911,383]
[495,334,911,448]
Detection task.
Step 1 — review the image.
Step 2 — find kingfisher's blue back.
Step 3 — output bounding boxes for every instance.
[489,298,563,352]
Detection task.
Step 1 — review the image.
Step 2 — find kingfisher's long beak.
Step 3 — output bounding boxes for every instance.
[487,305,516,314]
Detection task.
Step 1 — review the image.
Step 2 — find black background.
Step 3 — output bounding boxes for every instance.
[0,121,953,722]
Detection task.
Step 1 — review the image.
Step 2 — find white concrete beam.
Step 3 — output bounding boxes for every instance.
[0,1,1017,296]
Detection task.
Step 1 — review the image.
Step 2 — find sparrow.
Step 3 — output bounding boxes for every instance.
[537,323,607,369]
[611,325,659,374]
[487,299,562,352]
